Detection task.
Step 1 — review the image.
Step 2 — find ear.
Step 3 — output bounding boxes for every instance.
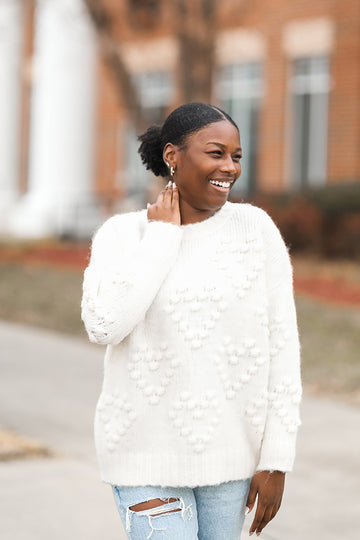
[163,143,177,170]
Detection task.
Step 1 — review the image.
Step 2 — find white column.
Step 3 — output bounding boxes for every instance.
[10,0,99,238]
[0,0,23,228]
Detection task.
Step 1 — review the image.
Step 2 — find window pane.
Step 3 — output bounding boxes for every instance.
[290,55,329,187]
[308,92,329,185]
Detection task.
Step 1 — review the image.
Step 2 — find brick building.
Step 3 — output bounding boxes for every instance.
[1,0,359,238]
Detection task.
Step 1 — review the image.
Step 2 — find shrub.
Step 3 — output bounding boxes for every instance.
[231,182,360,258]
[324,212,360,258]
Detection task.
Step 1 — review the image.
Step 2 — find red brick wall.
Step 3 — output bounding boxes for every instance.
[328,0,360,182]
[217,0,360,190]
[20,0,360,203]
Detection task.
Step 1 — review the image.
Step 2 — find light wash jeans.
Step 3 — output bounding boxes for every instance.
[112,479,251,540]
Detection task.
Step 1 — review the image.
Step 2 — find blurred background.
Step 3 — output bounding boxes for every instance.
[1,0,360,249]
[0,1,359,539]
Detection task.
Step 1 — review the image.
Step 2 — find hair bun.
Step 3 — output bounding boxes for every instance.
[138,125,168,177]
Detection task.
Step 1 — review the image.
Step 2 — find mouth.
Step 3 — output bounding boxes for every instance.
[208,178,235,192]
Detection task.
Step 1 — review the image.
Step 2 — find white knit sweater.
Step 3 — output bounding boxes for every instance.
[81,201,301,488]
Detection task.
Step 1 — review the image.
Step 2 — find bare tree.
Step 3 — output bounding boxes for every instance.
[84,0,218,130]
[175,0,217,104]
[83,0,147,132]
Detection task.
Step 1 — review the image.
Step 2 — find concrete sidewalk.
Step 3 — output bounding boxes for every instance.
[0,320,359,539]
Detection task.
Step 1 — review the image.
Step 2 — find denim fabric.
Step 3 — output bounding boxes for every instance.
[112,479,251,540]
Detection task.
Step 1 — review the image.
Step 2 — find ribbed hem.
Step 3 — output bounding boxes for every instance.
[97,449,258,488]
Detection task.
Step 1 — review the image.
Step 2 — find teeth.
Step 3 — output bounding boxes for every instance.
[209,180,231,188]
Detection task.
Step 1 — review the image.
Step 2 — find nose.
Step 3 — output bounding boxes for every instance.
[220,154,237,175]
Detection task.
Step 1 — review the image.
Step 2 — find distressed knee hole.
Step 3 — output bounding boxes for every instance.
[129,498,181,516]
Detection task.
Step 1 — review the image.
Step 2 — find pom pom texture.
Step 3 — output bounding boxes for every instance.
[81,202,302,487]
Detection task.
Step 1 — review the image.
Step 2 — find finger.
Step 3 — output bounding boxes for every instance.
[161,181,172,201]
[272,502,281,520]
[163,182,173,206]
[156,186,167,204]
[246,481,257,514]
[255,505,275,535]
[172,183,179,204]
[249,502,266,536]
[158,181,170,200]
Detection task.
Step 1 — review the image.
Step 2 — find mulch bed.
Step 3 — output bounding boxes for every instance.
[294,276,360,308]
[1,244,360,308]
[0,244,90,271]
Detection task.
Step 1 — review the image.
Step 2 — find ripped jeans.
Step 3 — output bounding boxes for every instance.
[112,479,251,540]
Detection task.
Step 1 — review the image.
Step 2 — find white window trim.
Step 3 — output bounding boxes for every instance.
[121,37,179,73]
[283,18,335,58]
[216,29,266,64]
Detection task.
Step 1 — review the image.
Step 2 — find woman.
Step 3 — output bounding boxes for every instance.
[81,102,301,539]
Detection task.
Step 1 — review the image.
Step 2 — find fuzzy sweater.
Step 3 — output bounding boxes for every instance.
[81,201,302,488]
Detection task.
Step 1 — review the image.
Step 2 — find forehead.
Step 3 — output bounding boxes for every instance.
[187,120,240,148]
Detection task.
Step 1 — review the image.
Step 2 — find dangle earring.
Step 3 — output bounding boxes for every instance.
[166,161,176,179]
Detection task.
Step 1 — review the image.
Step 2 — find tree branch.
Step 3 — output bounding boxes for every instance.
[83,0,147,132]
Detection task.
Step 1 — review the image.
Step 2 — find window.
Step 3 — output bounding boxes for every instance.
[219,62,263,195]
[290,55,330,188]
[134,71,172,125]
[124,71,173,201]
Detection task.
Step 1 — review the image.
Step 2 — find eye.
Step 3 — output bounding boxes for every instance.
[208,150,222,157]
[232,154,242,162]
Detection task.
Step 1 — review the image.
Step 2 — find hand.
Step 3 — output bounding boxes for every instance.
[246,470,285,536]
[147,181,181,226]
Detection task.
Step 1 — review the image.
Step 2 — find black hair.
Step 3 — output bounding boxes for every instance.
[137,102,239,177]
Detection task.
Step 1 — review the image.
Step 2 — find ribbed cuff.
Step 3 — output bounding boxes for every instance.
[257,433,297,473]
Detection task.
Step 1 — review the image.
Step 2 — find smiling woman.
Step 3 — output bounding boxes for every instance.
[139,103,242,224]
[81,102,302,539]
[164,120,242,214]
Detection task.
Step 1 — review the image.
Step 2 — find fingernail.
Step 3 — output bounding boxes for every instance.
[249,533,254,537]
[167,180,171,187]
[245,506,250,515]
[172,182,176,188]
[256,533,261,537]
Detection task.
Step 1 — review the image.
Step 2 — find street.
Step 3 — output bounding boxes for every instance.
[0,320,359,539]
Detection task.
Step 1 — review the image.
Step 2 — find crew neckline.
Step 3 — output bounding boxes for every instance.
[142,201,235,238]
[179,201,233,236]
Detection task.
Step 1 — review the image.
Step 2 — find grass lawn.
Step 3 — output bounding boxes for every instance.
[0,263,85,337]
[296,295,360,405]
[0,261,359,406]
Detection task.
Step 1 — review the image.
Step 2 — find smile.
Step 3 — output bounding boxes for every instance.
[209,179,233,189]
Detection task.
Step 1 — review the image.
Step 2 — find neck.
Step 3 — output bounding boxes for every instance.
[179,198,221,225]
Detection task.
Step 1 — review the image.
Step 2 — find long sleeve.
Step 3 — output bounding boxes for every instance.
[81,213,183,345]
[256,211,302,472]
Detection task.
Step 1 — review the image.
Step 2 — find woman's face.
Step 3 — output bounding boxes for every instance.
[171,120,242,211]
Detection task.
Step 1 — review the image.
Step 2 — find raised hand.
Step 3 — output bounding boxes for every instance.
[147,181,181,226]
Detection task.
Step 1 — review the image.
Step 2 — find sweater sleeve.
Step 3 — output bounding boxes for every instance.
[81,213,183,346]
[256,210,302,473]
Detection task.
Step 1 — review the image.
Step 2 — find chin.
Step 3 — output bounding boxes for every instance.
[208,194,229,208]
[200,199,227,212]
